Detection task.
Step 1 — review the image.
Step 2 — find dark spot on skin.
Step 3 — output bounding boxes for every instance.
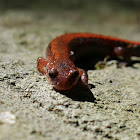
[48,43,52,52]
[60,61,68,69]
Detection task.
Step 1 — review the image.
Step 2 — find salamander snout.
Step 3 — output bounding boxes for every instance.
[47,67,80,91]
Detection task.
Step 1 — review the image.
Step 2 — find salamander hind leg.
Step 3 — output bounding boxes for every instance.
[114,46,131,67]
[37,57,48,75]
[78,68,90,89]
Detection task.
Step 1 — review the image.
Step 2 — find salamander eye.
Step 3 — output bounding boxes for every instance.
[71,70,79,79]
[49,69,58,78]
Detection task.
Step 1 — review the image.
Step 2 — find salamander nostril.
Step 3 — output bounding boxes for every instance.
[71,70,79,79]
[49,69,58,78]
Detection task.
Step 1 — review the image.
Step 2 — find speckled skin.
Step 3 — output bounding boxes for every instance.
[37,33,140,90]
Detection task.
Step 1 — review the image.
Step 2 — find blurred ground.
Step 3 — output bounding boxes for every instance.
[0,1,140,140]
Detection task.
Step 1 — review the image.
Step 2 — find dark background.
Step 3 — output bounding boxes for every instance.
[0,0,140,11]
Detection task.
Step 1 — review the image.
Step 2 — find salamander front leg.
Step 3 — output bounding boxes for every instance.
[78,68,90,89]
[37,57,48,75]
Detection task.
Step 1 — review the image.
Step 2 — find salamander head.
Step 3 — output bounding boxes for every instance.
[46,59,79,91]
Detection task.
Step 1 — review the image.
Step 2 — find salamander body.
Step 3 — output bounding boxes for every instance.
[37,33,140,91]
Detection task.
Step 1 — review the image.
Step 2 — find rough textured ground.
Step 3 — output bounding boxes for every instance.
[0,2,140,140]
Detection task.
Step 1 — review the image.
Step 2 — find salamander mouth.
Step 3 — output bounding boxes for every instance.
[53,80,78,91]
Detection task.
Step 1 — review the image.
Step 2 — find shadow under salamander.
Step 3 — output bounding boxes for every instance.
[59,52,140,102]
[59,84,96,103]
[59,57,140,102]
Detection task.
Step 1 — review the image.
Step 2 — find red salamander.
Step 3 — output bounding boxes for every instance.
[37,33,140,91]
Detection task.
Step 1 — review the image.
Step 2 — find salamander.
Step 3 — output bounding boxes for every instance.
[37,33,140,91]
